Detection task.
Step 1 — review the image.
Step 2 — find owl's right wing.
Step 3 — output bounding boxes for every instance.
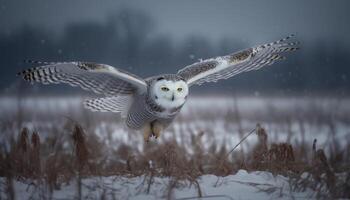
[84,96,132,117]
[177,35,299,87]
[17,61,147,95]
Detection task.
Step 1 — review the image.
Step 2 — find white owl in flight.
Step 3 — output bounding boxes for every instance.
[18,35,299,142]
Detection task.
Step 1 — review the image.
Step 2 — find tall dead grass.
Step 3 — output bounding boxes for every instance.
[0,120,349,198]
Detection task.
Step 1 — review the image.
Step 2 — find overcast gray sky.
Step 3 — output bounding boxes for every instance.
[1,0,349,44]
[0,0,349,94]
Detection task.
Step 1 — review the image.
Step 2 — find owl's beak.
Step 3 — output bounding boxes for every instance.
[171,94,175,101]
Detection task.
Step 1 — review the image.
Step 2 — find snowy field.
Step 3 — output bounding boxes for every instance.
[1,95,349,153]
[0,95,349,199]
[1,170,315,199]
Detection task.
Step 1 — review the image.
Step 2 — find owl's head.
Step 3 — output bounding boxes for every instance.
[151,77,189,109]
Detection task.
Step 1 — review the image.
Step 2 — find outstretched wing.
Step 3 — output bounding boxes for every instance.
[83,96,132,117]
[17,61,147,95]
[177,35,299,86]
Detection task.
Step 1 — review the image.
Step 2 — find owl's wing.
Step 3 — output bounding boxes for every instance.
[177,35,299,87]
[18,61,147,95]
[84,96,132,117]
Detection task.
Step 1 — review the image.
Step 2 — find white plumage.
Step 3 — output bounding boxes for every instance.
[18,35,299,142]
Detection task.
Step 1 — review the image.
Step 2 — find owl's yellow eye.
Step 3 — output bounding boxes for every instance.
[177,87,183,92]
[161,86,169,91]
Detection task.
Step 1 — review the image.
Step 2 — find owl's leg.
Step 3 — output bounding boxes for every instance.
[151,121,163,139]
[143,123,152,143]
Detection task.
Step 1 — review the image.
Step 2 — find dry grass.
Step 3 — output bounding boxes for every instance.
[1,95,350,199]
[0,122,348,199]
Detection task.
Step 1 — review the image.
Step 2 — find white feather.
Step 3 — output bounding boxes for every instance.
[151,79,188,111]
[84,96,132,118]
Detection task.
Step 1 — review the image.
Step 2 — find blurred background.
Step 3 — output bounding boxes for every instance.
[1,0,350,96]
[0,1,350,198]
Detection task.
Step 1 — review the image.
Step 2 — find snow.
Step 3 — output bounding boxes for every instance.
[0,95,348,199]
[0,95,349,155]
[0,170,313,200]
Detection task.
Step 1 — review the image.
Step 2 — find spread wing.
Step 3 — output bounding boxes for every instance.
[83,96,132,117]
[177,35,299,86]
[17,61,147,95]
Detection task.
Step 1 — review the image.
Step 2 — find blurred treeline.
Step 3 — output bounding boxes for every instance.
[1,9,349,95]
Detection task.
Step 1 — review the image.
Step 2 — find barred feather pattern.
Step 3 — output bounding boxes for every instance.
[126,94,157,129]
[83,96,132,117]
[17,62,146,95]
[177,34,299,86]
[124,92,177,129]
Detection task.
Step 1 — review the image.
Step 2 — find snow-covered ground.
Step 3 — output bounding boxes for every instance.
[0,170,314,200]
[1,95,349,154]
[0,95,349,199]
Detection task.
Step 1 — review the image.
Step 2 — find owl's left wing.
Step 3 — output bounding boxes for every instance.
[18,61,147,95]
[177,35,299,87]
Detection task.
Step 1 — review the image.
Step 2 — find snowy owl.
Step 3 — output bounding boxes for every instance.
[18,35,299,142]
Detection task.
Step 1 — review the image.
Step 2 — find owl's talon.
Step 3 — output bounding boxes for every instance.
[152,122,163,140]
[152,133,159,139]
[143,124,152,143]
[144,134,151,143]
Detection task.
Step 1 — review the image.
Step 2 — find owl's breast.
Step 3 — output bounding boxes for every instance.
[145,92,186,119]
[156,105,183,119]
